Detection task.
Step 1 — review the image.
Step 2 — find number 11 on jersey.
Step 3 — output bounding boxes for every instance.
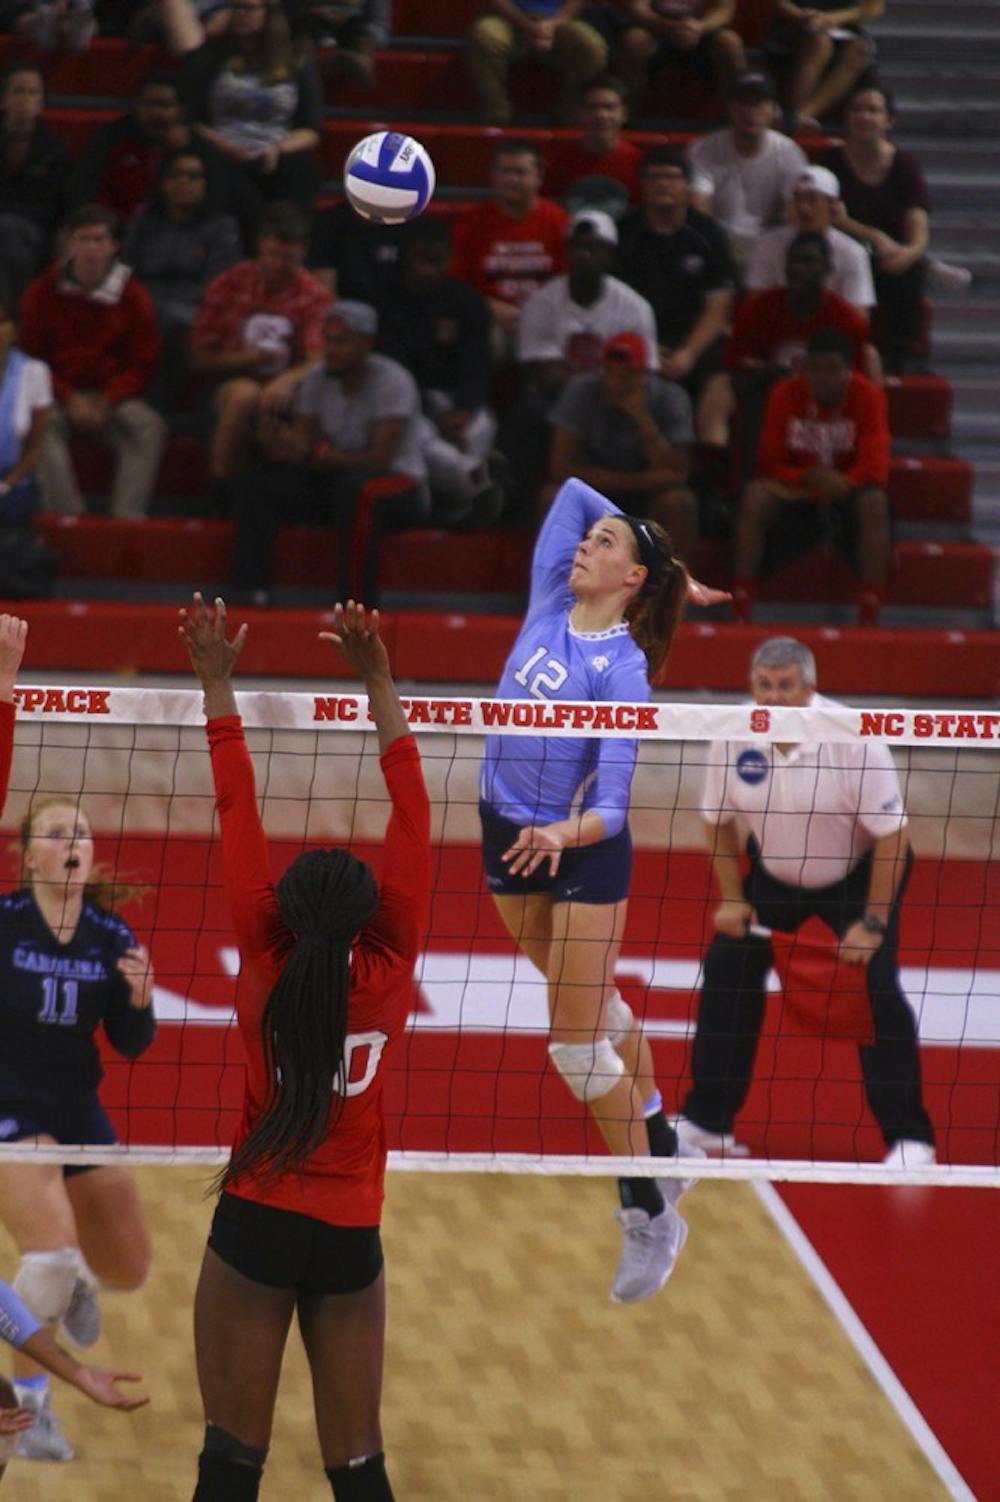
[38,976,79,1026]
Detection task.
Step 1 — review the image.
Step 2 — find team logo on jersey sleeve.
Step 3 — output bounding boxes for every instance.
[736,749,770,785]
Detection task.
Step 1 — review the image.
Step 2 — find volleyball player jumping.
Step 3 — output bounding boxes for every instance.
[180,594,429,1502]
[0,614,155,1462]
[480,478,727,1303]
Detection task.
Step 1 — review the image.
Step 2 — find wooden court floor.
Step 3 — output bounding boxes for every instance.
[1,1169,947,1502]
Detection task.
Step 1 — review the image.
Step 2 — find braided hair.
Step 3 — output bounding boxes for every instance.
[222,847,379,1189]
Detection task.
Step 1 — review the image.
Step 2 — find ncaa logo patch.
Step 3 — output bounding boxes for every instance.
[736,749,769,785]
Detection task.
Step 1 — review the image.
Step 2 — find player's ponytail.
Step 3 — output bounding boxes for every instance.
[222,847,379,1189]
[623,518,688,683]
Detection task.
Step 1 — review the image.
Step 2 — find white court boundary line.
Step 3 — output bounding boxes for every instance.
[754,1181,978,1502]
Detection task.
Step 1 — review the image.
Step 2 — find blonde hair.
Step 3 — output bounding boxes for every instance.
[226,0,300,85]
[19,795,148,911]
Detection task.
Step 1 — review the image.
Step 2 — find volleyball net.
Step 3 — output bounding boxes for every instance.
[0,684,997,1187]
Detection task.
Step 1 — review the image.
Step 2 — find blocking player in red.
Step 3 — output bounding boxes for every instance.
[179,594,430,1502]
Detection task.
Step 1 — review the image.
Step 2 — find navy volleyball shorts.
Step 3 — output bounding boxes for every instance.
[208,1192,384,1297]
[480,801,633,905]
[0,1096,117,1178]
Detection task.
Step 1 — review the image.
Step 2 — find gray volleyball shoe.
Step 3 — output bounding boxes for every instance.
[610,1202,688,1304]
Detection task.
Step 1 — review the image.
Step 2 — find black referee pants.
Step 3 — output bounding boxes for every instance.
[682,846,935,1148]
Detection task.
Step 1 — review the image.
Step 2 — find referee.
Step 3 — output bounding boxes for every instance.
[677,636,936,1166]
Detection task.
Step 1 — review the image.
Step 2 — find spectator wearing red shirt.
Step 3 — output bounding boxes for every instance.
[179,594,429,1502]
[734,328,891,625]
[189,200,330,496]
[19,204,166,520]
[545,74,642,210]
[723,231,879,481]
[451,139,568,356]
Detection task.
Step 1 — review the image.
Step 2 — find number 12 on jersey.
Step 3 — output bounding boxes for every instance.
[513,646,568,701]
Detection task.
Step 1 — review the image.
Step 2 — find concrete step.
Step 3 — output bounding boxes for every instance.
[903,137,1000,171]
[930,332,1000,366]
[879,62,1000,101]
[950,409,1000,445]
[898,101,1000,137]
[868,27,1000,63]
[924,171,1000,212]
[948,379,1000,414]
[873,0,1000,24]
[927,297,1000,332]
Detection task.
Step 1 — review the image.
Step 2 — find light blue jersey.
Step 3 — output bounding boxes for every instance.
[0,1278,41,1350]
[480,479,649,837]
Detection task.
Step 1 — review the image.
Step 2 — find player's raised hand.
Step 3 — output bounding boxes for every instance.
[118,945,154,1010]
[72,1365,149,1413]
[179,593,247,686]
[0,612,28,698]
[320,601,391,682]
[684,573,732,609]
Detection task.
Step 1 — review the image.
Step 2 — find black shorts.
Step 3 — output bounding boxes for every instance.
[480,801,633,905]
[761,488,892,576]
[208,1191,383,1297]
[0,1096,117,1179]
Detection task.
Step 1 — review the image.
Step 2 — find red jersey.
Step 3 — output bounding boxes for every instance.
[208,717,430,1227]
[451,197,569,307]
[545,139,641,203]
[726,289,869,375]
[19,262,160,406]
[190,259,331,366]
[0,701,12,815]
[757,371,891,492]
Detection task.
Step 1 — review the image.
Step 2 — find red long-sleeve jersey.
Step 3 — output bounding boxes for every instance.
[207,716,430,1227]
[756,371,891,492]
[0,701,13,816]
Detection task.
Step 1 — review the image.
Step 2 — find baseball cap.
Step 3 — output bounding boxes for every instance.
[604,331,648,368]
[568,209,618,246]
[324,299,378,336]
[793,165,841,200]
[729,69,777,101]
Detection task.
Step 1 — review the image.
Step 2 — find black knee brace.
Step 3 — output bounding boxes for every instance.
[325,1451,395,1501]
[192,1424,268,1502]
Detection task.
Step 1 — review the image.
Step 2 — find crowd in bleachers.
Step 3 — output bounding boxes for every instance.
[0,0,973,625]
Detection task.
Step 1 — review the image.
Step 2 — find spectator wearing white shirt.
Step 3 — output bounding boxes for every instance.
[688,69,807,280]
[502,210,659,500]
[676,635,936,1168]
[746,164,875,311]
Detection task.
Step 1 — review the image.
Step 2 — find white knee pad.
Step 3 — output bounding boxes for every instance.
[605,992,635,1048]
[548,1036,625,1102]
[12,1248,80,1324]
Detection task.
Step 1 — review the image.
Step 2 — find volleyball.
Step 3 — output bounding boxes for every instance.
[343,131,436,225]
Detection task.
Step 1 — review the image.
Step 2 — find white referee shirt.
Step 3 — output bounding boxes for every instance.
[701,693,908,888]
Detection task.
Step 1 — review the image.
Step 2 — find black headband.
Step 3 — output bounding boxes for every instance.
[622,514,665,592]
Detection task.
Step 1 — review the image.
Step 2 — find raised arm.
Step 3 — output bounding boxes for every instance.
[0,614,27,818]
[179,594,285,963]
[319,600,409,753]
[320,602,431,963]
[529,478,622,621]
